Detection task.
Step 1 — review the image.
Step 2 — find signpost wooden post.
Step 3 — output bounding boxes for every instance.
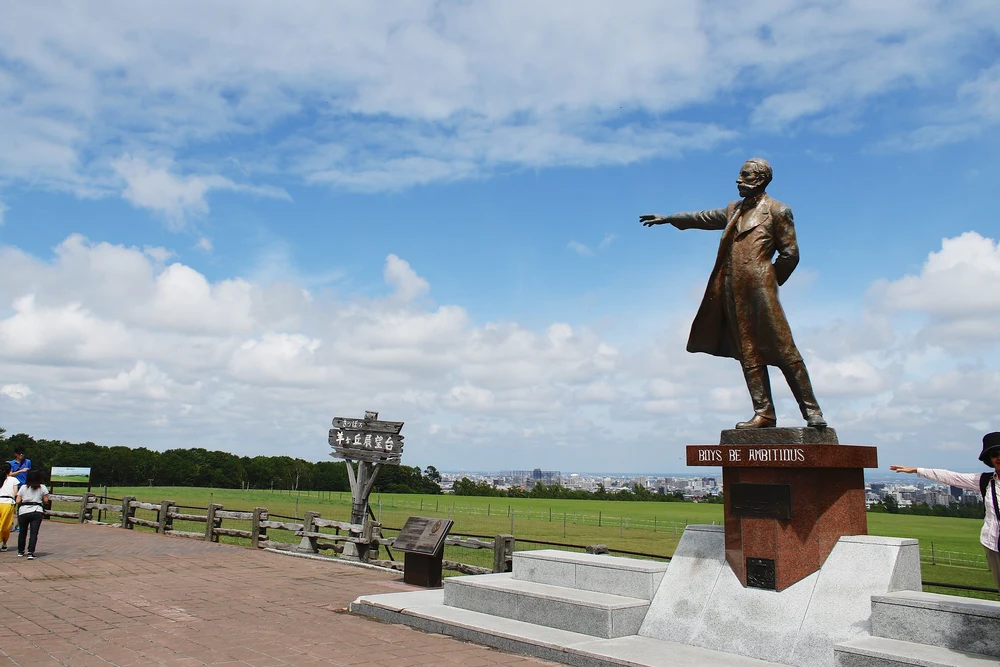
[329,410,405,560]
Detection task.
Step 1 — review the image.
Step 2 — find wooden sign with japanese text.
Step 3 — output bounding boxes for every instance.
[329,413,405,464]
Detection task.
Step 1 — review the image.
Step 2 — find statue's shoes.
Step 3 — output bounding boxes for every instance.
[735,415,777,429]
[806,412,827,428]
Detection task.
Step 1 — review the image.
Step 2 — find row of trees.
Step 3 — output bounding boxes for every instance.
[453,479,692,502]
[0,430,441,494]
[869,496,985,519]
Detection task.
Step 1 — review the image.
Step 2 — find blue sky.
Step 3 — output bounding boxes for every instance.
[1,1,999,474]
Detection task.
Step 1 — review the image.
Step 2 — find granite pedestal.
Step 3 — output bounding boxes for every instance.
[687,428,878,590]
[639,525,922,667]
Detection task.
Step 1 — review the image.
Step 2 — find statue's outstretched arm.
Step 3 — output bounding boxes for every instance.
[640,208,728,231]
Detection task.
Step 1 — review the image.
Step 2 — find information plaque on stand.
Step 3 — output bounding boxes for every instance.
[393,517,453,587]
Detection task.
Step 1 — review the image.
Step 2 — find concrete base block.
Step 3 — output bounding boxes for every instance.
[445,573,650,638]
[870,591,1000,659]
[514,549,668,600]
[834,637,997,667]
[351,590,785,666]
[639,525,921,667]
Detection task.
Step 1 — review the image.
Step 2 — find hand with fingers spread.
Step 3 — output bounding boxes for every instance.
[640,214,670,227]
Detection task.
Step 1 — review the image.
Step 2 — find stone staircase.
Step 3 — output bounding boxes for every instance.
[350,537,997,667]
[834,591,1000,666]
[442,549,668,639]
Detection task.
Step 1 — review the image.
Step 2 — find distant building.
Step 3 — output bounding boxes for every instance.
[500,469,561,489]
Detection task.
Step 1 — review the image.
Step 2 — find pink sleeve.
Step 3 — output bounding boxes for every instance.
[916,468,980,491]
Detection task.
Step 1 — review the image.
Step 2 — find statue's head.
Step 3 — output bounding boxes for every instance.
[736,158,772,198]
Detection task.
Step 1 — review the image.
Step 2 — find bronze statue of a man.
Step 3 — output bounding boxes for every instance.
[640,158,826,429]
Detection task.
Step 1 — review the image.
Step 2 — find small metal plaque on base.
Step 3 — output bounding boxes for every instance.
[747,557,776,590]
[730,483,792,520]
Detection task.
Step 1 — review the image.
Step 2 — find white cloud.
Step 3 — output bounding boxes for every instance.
[113,155,288,229]
[0,384,32,400]
[0,2,996,194]
[884,63,1000,150]
[0,231,998,470]
[0,294,134,365]
[195,238,213,252]
[143,245,174,264]
[0,201,7,226]
[384,254,430,302]
[569,234,618,258]
[0,235,625,464]
[872,231,1000,346]
[809,357,888,397]
[229,334,326,387]
[90,361,196,401]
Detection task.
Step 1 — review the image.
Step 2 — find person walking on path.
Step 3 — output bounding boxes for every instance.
[8,445,30,533]
[8,445,30,487]
[891,431,1000,591]
[15,470,49,560]
[0,463,18,551]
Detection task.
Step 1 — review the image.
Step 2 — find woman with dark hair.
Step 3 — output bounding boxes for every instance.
[891,431,1000,591]
[15,469,49,559]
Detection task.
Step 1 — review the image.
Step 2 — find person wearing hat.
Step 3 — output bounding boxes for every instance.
[890,431,1000,591]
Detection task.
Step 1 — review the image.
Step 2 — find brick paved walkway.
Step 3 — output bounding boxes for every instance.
[0,522,555,666]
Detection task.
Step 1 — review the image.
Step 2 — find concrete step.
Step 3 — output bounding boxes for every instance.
[835,637,998,666]
[513,548,668,600]
[870,591,1000,658]
[351,588,784,666]
[443,572,650,638]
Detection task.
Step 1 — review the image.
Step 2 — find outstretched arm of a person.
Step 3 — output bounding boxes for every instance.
[892,465,980,491]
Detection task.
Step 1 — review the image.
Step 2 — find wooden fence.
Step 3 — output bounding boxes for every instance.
[45,493,515,574]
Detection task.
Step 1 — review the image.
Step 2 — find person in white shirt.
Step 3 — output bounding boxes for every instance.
[15,470,49,560]
[890,431,1000,592]
[0,463,18,552]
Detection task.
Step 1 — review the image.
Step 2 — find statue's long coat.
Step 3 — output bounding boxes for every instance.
[668,193,803,368]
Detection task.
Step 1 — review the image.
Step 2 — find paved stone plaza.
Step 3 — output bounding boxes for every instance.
[0,522,554,666]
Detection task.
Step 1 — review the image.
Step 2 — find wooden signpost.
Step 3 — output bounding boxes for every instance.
[329,410,405,560]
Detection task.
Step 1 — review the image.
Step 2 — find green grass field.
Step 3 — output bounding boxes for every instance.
[67,486,997,600]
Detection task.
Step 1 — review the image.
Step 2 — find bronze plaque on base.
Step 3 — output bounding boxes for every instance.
[730,483,792,520]
[747,557,776,590]
[393,517,453,556]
